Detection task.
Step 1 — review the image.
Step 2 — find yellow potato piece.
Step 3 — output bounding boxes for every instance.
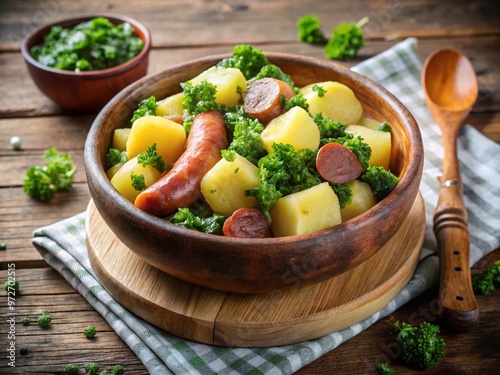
[340,180,377,222]
[105,163,124,180]
[358,117,384,130]
[270,182,341,237]
[126,115,186,164]
[261,106,320,153]
[302,81,363,125]
[112,128,131,152]
[110,157,166,203]
[345,124,391,170]
[201,153,260,216]
[190,66,247,106]
[156,92,184,118]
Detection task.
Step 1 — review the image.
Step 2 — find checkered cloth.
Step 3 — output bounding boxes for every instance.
[33,38,500,374]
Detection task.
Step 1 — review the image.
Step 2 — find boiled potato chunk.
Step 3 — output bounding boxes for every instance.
[302,81,363,125]
[201,153,260,216]
[110,157,166,203]
[358,117,383,130]
[156,92,184,118]
[270,182,341,237]
[190,66,247,106]
[261,106,320,153]
[106,163,124,180]
[340,180,377,222]
[112,128,131,152]
[345,125,391,170]
[126,115,186,164]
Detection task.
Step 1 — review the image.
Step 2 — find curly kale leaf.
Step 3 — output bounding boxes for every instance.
[324,17,369,60]
[394,321,445,369]
[361,165,399,201]
[247,143,322,220]
[313,112,348,141]
[253,63,295,89]
[130,95,158,122]
[217,44,268,80]
[312,84,327,97]
[23,148,76,201]
[131,173,146,191]
[106,148,128,169]
[472,260,500,295]
[224,110,266,166]
[181,80,219,132]
[283,92,309,112]
[218,44,295,88]
[137,143,168,173]
[168,207,226,235]
[330,183,352,209]
[297,14,328,44]
[378,122,392,132]
[376,362,395,375]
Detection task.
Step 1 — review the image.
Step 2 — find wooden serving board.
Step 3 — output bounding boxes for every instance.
[86,193,425,347]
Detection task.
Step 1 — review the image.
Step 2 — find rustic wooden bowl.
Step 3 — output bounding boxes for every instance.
[21,14,151,112]
[84,53,423,294]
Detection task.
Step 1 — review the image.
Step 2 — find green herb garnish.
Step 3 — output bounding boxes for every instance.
[131,173,147,191]
[23,148,76,201]
[297,14,328,44]
[324,17,369,60]
[31,17,144,72]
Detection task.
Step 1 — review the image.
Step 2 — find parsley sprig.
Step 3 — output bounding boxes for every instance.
[297,15,369,60]
[23,148,76,201]
[137,143,168,173]
[131,143,170,192]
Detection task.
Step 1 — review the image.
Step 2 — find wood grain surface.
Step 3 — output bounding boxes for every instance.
[86,194,424,347]
[0,0,499,373]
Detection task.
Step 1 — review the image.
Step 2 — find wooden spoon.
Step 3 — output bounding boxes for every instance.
[422,48,479,331]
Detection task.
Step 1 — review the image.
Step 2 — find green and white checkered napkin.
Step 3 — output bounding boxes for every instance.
[33,38,500,374]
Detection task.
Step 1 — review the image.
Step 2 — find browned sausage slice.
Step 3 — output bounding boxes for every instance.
[316,142,363,184]
[134,111,228,217]
[244,78,295,125]
[223,208,272,238]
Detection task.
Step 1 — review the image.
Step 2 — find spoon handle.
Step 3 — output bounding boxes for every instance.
[434,182,479,331]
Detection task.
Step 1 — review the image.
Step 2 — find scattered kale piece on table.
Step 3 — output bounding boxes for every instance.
[394,321,446,369]
[472,260,500,295]
[24,148,76,202]
[297,14,328,44]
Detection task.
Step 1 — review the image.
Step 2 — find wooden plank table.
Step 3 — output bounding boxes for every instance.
[1,0,499,373]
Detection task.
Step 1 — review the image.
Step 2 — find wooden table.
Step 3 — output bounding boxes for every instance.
[1,1,499,373]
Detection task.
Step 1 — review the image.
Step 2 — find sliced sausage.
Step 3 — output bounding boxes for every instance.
[316,142,363,184]
[244,78,296,125]
[223,208,272,238]
[134,111,228,217]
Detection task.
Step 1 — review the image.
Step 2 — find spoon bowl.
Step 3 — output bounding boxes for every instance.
[422,48,479,331]
[423,49,479,132]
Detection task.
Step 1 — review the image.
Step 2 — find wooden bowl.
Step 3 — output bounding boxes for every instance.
[21,14,151,112]
[84,53,423,293]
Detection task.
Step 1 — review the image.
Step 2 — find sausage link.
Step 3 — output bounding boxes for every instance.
[135,111,228,217]
[316,142,363,184]
[244,78,295,125]
[223,208,272,238]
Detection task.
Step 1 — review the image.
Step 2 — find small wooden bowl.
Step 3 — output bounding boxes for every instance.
[84,53,423,294]
[21,14,151,112]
